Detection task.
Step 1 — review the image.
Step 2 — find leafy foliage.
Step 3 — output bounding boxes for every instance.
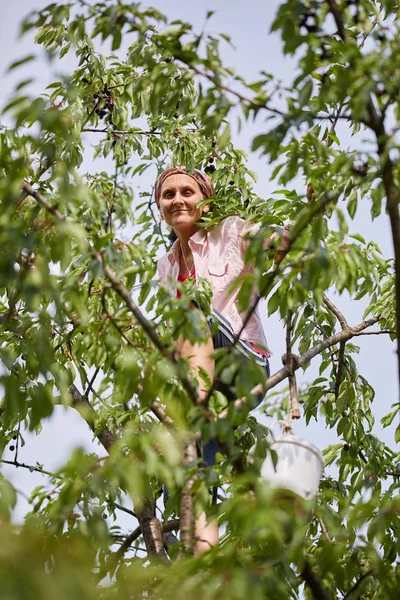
[0,1,399,598]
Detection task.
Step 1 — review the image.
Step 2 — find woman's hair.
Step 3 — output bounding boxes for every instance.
[154,166,214,206]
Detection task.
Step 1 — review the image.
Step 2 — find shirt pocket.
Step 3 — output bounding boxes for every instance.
[207,260,228,278]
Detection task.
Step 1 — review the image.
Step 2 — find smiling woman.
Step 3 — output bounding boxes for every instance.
[155,166,272,554]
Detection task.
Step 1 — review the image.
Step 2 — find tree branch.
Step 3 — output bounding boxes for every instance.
[150,400,174,426]
[70,384,115,452]
[136,499,168,560]
[326,0,347,41]
[95,252,199,405]
[216,315,381,418]
[264,315,380,393]
[116,518,179,558]
[22,181,66,221]
[175,54,351,124]
[342,569,374,600]
[234,192,336,346]
[85,366,101,399]
[0,459,56,478]
[300,560,331,600]
[323,295,349,400]
[83,128,163,135]
[109,501,136,519]
[374,132,400,401]
[286,310,300,420]
[179,439,197,554]
[323,294,349,330]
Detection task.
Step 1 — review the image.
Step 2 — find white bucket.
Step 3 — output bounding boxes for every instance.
[261,434,324,500]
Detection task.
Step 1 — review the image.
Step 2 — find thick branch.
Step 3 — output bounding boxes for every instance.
[136,500,168,560]
[22,181,66,221]
[179,439,197,553]
[324,0,400,400]
[70,384,115,452]
[217,316,381,417]
[326,0,347,41]
[375,138,400,400]
[95,253,199,404]
[286,310,300,420]
[265,316,380,393]
[300,560,331,600]
[116,518,179,558]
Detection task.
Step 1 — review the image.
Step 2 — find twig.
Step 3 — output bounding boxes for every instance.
[342,570,374,599]
[110,501,136,519]
[82,127,195,135]
[355,330,395,336]
[175,55,352,124]
[101,290,137,348]
[286,310,300,421]
[0,459,56,478]
[323,295,349,330]
[85,366,101,399]
[335,341,346,400]
[323,295,350,401]
[318,516,331,542]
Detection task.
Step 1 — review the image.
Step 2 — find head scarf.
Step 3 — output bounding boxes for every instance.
[154,166,214,205]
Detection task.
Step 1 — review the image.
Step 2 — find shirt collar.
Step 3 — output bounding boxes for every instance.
[166,228,207,264]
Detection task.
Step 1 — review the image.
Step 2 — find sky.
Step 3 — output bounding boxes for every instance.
[0,0,397,532]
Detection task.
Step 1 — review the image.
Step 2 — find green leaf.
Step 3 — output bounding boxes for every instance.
[298,79,313,107]
[349,233,366,244]
[112,29,122,51]
[217,122,231,150]
[8,55,35,71]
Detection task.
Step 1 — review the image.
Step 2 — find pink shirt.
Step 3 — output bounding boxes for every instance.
[157,216,268,349]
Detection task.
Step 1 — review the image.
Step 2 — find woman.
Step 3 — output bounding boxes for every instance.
[155,166,273,553]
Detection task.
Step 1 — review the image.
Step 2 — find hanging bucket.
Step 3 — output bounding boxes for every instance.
[261,434,324,500]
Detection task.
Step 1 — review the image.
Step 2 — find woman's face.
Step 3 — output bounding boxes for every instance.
[158,173,209,236]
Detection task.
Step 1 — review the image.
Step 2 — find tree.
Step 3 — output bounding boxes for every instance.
[0,0,399,598]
